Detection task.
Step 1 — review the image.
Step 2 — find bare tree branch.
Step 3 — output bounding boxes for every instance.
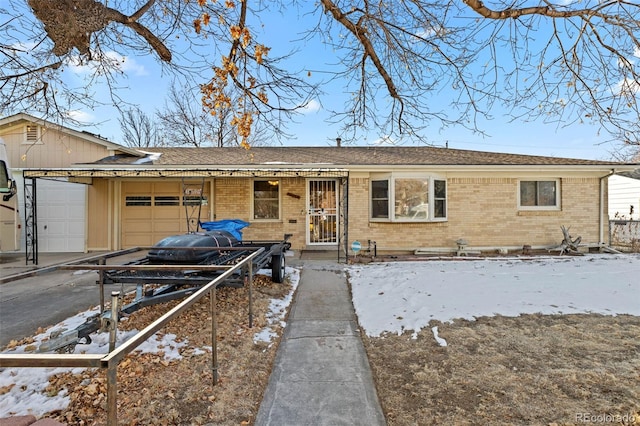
[27,0,171,61]
[1,0,639,148]
[119,106,160,147]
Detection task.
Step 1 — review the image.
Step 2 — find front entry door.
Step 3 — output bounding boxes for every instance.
[307,179,338,245]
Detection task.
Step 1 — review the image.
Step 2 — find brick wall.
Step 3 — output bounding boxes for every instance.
[347,175,604,251]
[213,177,308,249]
[100,174,604,253]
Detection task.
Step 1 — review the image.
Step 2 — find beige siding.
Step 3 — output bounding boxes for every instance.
[1,123,113,168]
[87,179,110,250]
[87,177,309,251]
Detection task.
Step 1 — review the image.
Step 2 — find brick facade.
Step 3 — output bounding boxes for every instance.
[207,174,604,253]
[88,173,606,253]
[213,177,309,250]
[347,175,604,252]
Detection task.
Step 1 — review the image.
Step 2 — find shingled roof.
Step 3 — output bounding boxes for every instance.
[94,146,627,167]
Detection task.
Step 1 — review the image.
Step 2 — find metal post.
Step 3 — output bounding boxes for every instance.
[210,287,218,386]
[23,176,38,265]
[106,362,117,425]
[109,291,119,352]
[98,258,106,314]
[247,263,253,328]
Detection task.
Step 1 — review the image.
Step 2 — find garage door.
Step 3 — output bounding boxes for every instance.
[36,179,86,252]
[121,181,210,248]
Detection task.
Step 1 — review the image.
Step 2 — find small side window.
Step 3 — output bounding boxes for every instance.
[434,179,447,218]
[125,196,151,206]
[519,180,560,209]
[371,179,389,219]
[154,196,180,206]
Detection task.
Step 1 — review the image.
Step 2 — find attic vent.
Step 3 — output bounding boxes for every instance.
[26,125,39,143]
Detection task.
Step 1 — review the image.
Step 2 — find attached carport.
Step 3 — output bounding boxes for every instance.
[22,167,350,264]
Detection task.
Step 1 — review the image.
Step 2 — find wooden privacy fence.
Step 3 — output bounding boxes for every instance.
[609,220,640,252]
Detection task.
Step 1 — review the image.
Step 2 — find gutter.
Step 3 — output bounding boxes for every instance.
[600,169,616,245]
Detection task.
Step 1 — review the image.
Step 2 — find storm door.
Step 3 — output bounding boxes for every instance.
[307,179,338,245]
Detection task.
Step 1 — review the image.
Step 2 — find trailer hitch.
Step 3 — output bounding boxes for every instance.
[38,315,100,353]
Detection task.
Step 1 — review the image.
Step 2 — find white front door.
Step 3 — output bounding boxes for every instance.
[307,179,338,245]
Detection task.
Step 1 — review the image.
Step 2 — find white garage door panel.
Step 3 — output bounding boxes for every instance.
[37,180,86,252]
[45,205,67,218]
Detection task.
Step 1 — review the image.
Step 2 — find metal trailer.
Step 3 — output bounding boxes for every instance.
[38,231,292,353]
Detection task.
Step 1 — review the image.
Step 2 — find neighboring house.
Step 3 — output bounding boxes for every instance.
[608,169,640,220]
[19,142,639,258]
[0,113,142,253]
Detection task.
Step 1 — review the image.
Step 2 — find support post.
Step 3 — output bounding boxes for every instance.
[109,291,120,352]
[248,263,253,328]
[210,288,218,386]
[98,257,106,314]
[23,176,38,265]
[106,362,117,425]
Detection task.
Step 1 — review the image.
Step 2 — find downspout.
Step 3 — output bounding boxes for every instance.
[600,169,615,245]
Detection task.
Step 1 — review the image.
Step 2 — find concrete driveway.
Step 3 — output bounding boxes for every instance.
[0,252,137,347]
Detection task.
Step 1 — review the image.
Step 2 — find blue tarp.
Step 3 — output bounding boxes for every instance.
[199,219,250,241]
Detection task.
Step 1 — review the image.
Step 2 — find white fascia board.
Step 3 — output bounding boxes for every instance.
[345,164,639,174]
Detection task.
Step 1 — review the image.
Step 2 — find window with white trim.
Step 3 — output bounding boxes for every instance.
[518,179,560,210]
[253,180,280,220]
[370,174,447,221]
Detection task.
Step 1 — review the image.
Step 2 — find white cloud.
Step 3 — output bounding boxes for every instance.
[299,99,321,114]
[370,135,398,146]
[110,52,148,76]
[65,110,95,124]
[66,51,148,76]
[614,77,640,96]
[12,41,38,52]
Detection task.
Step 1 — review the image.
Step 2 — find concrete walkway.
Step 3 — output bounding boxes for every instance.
[255,261,386,426]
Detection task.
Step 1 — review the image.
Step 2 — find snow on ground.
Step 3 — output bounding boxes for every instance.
[0,267,300,418]
[2,256,638,417]
[253,267,300,345]
[348,254,640,340]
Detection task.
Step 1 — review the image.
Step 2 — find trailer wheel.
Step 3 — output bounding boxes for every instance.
[271,254,285,283]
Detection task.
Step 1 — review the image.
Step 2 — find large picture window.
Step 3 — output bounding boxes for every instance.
[519,180,560,210]
[253,180,280,220]
[370,174,447,222]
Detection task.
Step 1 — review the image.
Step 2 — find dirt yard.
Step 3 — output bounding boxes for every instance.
[363,313,640,426]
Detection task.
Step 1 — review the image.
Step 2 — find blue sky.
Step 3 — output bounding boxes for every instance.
[75,59,619,161]
[10,1,632,161]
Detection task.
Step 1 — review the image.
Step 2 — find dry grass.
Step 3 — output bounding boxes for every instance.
[363,314,640,426]
[41,274,291,425]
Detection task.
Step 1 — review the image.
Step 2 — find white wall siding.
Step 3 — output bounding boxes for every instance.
[608,174,640,220]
